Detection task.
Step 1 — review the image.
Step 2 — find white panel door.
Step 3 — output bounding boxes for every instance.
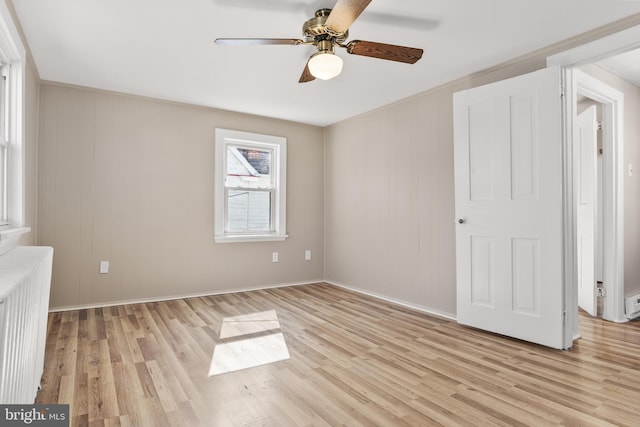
[576,106,598,317]
[454,66,566,349]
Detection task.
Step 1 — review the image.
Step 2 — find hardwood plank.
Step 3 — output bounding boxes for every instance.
[72,371,88,418]
[144,360,178,413]
[111,363,142,417]
[35,283,640,426]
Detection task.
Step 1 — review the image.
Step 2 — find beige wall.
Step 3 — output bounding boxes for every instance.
[324,18,640,318]
[579,64,640,298]
[37,84,324,309]
[325,93,459,316]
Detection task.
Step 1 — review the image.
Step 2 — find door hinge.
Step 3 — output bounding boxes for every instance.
[560,84,564,98]
[563,310,567,323]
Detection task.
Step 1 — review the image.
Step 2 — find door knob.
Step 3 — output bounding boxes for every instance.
[458,218,465,224]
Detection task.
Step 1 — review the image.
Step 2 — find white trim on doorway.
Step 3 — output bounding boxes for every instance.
[573,71,625,323]
[547,25,636,327]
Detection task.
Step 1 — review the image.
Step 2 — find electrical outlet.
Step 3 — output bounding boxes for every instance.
[272,252,279,263]
[597,287,605,297]
[305,250,311,261]
[99,261,109,274]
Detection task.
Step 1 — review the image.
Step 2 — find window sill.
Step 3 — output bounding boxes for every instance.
[0,226,31,256]
[215,233,288,244]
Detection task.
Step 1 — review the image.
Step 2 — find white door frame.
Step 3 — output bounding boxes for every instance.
[548,25,638,328]
[573,71,624,324]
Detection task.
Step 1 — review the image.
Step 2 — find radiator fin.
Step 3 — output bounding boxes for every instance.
[0,246,54,404]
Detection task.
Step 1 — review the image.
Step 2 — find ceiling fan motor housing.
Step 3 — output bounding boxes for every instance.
[302,9,348,44]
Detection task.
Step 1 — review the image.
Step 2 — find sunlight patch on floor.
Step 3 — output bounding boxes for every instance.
[218,309,283,339]
[209,310,290,376]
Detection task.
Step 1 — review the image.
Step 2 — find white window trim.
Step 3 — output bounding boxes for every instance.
[214,128,287,243]
[0,1,29,255]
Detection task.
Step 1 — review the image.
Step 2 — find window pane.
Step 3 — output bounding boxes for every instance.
[226,146,272,189]
[227,190,272,232]
[0,144,6,223]
[0,68,6,143]
[237,148,270,174]
[0,68,6,223]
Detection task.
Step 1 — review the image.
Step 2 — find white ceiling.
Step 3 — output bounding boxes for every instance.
[597,48,640,87]
[12,0,640,127]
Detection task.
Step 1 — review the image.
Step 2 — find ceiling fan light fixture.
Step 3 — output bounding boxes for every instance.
[308,51,343,80]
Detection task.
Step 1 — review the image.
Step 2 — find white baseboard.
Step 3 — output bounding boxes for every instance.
[325,280,457,322]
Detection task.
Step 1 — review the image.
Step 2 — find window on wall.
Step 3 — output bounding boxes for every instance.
[0,0,27,245]
[0,65,9,226]
[215,128,287,243]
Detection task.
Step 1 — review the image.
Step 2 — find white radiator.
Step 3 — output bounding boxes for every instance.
[625,293,640,320]
[0,246,53,404]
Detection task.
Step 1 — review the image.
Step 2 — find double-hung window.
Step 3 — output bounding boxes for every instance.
[215,128,287,243]
[0,2,28,254]
[0,65,8,226]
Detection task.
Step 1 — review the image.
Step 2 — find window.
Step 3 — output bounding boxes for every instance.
[0,2,28,254]
[0,65,9,226]
[215,128,287,242]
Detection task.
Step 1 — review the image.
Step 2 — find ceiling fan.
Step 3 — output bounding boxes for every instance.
[214,0,424,83]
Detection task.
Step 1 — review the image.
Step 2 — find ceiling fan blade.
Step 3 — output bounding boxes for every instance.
[299,60,316,83]
[214,38,303,46]
[346,40,423,64]
[325,0,372,34]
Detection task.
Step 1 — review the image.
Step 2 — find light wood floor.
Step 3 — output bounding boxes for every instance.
[37,283,640,426]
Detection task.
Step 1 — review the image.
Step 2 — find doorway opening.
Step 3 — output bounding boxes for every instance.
[573,72,622,323]
[575,96,602,318]
[548,24,640,337]
[565,68,625,342]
